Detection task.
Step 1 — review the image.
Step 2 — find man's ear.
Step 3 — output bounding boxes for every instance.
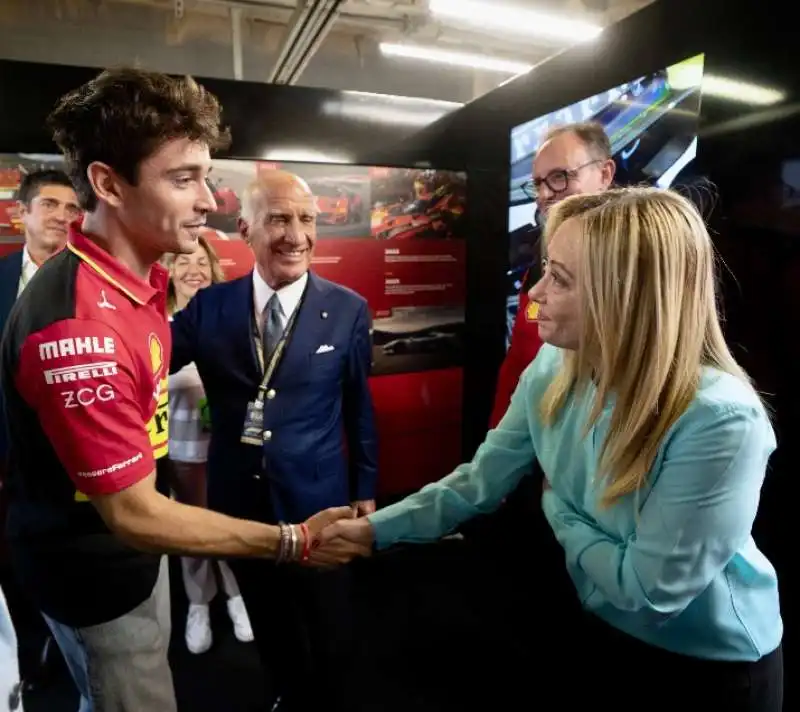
[602,158,616,187]
[237,217,250,243]
[86,161,124,208]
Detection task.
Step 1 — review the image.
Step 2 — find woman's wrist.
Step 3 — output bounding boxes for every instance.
[363,513,380,550]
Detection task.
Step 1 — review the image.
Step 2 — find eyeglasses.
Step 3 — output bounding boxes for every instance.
[521,159,603,200]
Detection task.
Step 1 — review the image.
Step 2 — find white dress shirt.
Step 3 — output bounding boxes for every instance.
[17,246,38,296]
[166,315,209,464]
[252,268,308,335]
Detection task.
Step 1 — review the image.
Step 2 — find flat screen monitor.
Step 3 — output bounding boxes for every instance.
[505,52,706,345]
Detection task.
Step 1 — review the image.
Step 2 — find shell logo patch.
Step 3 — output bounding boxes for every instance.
[149,333,163,376]
[146,333,169,459]
[525,301,540,322]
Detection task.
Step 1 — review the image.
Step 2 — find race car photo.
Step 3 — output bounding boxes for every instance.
[371,178,466,240]
[371,204,432,240]
[205,177,241,234]
[381,329,461,356]
[312,182,365,226]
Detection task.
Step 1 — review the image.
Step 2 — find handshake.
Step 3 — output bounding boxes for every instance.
[288,504,376,568]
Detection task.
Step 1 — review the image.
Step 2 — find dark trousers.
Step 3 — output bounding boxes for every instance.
[227,558,355,712]
[468,471,784,711]
[571,612,783,711]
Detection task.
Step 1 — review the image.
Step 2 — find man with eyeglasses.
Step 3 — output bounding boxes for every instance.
[490,122,615,427]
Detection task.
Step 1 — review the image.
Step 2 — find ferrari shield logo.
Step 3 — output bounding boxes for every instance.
[525,302,539,322]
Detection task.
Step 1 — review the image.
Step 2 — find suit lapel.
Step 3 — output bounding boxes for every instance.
[220,273,261,379]
[0,251,22,333]
[282,272,329,368]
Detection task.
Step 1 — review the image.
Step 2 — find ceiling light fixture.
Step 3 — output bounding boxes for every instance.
[339,90,463,111]
[323,103,454,127]
[261,148,353,164]
[380,43,533,75]
[702,75,785,106]
[429,0,603,43]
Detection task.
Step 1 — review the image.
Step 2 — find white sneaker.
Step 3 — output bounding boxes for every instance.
[227,595,254,643]
[185,603,212,654]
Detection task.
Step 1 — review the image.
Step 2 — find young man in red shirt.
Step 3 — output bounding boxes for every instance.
[0,68,362,711]
[490,122,615,427]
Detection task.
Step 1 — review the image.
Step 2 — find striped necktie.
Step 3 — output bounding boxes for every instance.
[262,293,284,362]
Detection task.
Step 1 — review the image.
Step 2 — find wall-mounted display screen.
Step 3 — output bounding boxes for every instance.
[0,154,467,496]
[505,52,705,345]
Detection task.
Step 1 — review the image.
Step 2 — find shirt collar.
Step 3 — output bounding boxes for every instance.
[252,269,308,319]
[17,245,39,296]
[67,222,168,306]
[21,245,37,276]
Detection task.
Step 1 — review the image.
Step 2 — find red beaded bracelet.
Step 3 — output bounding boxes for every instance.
[300,523,311,562]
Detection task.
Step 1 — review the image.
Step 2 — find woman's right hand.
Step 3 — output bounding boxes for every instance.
[311,513,375,566]
[302,507,373,568]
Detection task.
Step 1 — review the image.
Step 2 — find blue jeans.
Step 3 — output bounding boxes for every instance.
[43,557,175,712]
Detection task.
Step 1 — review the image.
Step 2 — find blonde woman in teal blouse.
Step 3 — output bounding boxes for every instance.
[319,187,783,711]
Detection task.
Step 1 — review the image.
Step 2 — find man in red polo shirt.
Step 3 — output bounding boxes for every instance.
[0,68,361,711]
[489,122,615,428]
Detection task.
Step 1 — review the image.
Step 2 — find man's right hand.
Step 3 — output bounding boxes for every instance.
[309,514,375,568]
[302,507,372,568]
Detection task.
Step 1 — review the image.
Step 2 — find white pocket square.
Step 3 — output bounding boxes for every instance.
[315,344,335,354]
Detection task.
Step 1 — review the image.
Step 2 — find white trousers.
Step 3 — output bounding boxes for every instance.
[171,460,242,606]
[0,585,22,712]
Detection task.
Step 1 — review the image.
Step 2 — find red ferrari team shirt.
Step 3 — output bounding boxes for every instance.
[489,268,545,429]
[0,225,171,627]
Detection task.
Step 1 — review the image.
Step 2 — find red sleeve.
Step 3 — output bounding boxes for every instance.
[15,318,155,496]
[488,290,543,430]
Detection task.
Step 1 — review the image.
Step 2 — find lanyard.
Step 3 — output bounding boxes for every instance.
[252,296,303,403]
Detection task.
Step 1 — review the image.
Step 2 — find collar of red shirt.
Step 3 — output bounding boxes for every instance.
[66,222,168,306]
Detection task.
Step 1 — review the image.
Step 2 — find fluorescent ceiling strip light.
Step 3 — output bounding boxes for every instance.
[380,43,532,75]
[322,103,455,127]
[339,90,463,111]
[262,148,352,164]
[702,75,784,105]
[429,0,602,43]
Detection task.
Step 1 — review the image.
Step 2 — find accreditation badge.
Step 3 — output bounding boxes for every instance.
[240,399,264,446]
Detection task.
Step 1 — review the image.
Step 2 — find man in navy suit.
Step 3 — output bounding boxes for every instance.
[170,169,378,712]
[0,169,78,474]
[0,169,79,342]
[0,169,78,705]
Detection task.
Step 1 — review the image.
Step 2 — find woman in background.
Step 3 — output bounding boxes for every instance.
[166,236,253,654]
[322,187,783,711]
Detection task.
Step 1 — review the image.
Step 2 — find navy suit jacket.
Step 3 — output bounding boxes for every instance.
[170,271,378,524]
[0,250,23,462]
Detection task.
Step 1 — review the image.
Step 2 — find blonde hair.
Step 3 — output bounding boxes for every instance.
[165,234,225,315]
[539,186,752,507]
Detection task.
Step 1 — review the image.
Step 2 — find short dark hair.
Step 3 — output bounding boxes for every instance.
[47,67,231,211]
[15,169,74,205]
[542,121,611,160]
